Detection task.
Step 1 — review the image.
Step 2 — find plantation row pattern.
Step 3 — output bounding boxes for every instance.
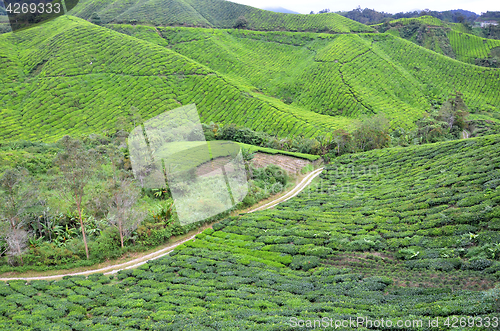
[68,0,374,33]
[0,134,499,329]
[0,17,346,142]
[129,25,500,127]
[373,16,500,67]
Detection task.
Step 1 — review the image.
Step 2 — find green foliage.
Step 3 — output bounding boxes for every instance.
[233,16,247,29]
[90,12,101,25]
[289,255,320,271]
[300,164,314,174]
[242,164,289,207]
[391,92,474,146]
[203,123,323,157]
[69,0,373,33]
[2,16,499,143]
[144,25,499,130]
[0,16,340,141]
[448,30,500,66]
[372,15,500,68]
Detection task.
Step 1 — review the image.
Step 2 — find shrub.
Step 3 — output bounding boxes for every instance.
[289,255,320,271]
[463,258,492,271]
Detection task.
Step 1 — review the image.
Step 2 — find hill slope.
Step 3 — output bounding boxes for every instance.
[0,134,499,329]
[68,0,373,33]
[0,16,352,142]
[111,24,500,125]
[373,16,500,67]
[1,16,499,142]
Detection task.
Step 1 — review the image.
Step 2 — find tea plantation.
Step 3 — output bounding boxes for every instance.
[111,24,500,126]
[373,16,500,67]
[0,16,347,142]
[68,0,373,33]
[1,134,499,330]
[2,14,500,142]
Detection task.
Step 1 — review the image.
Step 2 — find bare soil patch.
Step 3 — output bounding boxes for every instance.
[251,152,315,175]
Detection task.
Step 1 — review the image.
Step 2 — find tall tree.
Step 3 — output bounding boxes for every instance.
[234,16,248,29]
[0,168,37,264]
[331,129,352,155]
[353,114,390,152]
[107,179,145,248]
[0,168,36,230]
[5,229,28,265]
[56,136,98,259]
[438,92,469,130]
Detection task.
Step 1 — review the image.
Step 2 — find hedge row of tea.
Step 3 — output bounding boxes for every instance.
[1,135,499,329]
[373,16,500,67]
[69,0,373,33]
[0,16,345,142]
[132,25,500,125]
[369,34,500,112]
[447,30,500,64]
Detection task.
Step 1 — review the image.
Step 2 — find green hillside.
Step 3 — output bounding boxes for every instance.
[448,30,500,66]
[1,15,499,142]
[111,24,500,124]
[1,134,499,329]
[0,16,352,142]
[373,16,500,67]
[68,0,373,33]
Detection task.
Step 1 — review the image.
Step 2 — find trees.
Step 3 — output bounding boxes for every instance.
[331,129,352,155]
[107,179,145,248]
[56,136,98,259]
[0,168,36,230]
[352,114,390,152]
[438,92,469,130]
[90,12,102,25]
[5,229,28,265]
[0,168,38,265]
[234,16,248,29]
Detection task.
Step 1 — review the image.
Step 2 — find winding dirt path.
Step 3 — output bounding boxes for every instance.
[0,168,323,281]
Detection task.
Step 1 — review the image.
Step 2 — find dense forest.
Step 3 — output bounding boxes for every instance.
[335,7,497,25]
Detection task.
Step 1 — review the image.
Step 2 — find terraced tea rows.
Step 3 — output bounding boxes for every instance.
[0,16,351,142]
[2,16,500,142]
[369,34,500,112]
[448,30,500,64]
[373,16,500,66]
[0,134,499,330]
[68,0,373,33]
[387,16,445,27]
[124,25,500,125]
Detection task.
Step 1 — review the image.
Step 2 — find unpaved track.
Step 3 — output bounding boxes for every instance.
[0,168,323,281]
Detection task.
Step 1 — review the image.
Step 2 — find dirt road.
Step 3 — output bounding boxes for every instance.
[0,168,323,281]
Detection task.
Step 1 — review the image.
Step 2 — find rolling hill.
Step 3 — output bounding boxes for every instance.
[1,12,500,142]
[0,16,355,142]
[373,16,500,67]
[67,0,373,33]
[0,133,498,329]
[110,24,500,124]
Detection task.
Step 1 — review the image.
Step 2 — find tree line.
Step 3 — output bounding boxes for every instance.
[334,7,479,25]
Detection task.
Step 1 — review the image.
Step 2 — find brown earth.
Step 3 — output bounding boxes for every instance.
[195,152,322,178]
[251,152,320,175]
